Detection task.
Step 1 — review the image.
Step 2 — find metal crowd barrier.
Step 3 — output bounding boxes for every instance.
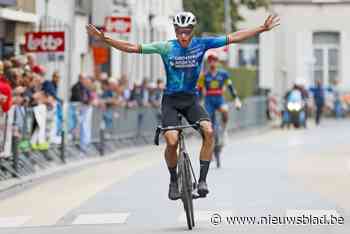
[0,96,267,183]
[227,96,267,130]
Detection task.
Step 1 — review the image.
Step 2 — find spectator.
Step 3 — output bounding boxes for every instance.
[0,61,12,113]
[100,80,115,106]
[309,79,326,125]
[100,80,115,130]
[3,60,15,87]
[26,54,43,75]
[42,79,57,103]
[149,78,164,108]
[329,79,343,118]
[119,74,131,102]
[30,75,49,150]
[110,78,126,105]
[129,78,150,108]
[69,73,93,153]
[129,78,151,136]
[89,80,100,106]
[70,73,91,104]
[51,71,60,94]
[149,78,164,124]
[42,71,62,144]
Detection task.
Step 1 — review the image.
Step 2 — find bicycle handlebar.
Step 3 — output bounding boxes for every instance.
[154,122,201,146]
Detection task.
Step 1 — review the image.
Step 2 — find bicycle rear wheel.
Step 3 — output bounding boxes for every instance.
[179,153,195,229]
[214,145,222,168]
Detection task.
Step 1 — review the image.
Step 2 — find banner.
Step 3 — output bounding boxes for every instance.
[103,16,131,34]
[25,31,65,53]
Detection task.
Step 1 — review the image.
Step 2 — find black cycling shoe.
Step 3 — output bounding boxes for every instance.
[168,181,181,200]
[197,181,209,197]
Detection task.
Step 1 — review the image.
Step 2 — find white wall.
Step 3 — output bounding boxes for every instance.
[275,3,350,91]
[259,30,275,89]
[238,3,350,94]
[340,30,350,91]
[34,0,89,101]
[36,0,71,22]
[72,15,89,85]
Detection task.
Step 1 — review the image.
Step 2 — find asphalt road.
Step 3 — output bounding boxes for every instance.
[0,119,349,234]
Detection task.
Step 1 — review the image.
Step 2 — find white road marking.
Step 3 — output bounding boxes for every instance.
[0,216,32,228]
[287,138,304,147]
[72,213,130,225]
[178,210,234,223]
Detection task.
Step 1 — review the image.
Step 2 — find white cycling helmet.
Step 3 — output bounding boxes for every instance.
[173,12,197,28]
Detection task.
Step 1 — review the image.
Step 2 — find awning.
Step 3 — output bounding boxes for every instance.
[0,8,38,23]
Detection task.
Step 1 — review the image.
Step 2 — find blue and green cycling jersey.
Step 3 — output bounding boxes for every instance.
[140,36,228,95]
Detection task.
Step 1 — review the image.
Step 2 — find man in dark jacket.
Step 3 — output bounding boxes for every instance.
[309,80,325,125]
[70,74,91,104]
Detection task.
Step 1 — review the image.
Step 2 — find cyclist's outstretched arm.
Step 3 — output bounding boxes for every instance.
[86,24,140,53]
[227,15,280,44]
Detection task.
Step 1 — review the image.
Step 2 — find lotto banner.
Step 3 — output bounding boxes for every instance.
[25,31,65,53]
[103,16,131,34]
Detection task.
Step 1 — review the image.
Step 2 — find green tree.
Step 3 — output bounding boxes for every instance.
[184,0,269,35]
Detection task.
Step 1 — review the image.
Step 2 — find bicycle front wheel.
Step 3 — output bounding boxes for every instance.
[181,153,195,229]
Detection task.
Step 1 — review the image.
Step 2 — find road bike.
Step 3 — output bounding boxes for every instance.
[154,115,201,230]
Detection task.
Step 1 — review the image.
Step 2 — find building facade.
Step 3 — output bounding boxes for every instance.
[233,0,350,96]
[34,0,91,101]
[91,0,183,84]
[0,0,37,59]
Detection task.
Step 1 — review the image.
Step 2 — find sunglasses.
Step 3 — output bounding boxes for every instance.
[175,28,193,36]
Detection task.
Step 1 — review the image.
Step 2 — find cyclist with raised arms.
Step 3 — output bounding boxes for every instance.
[198,51,241,145]
[86,12,279,200]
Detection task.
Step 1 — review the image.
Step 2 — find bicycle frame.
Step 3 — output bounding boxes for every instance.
[177,130,198,190]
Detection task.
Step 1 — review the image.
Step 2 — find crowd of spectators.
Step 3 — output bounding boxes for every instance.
[0,53,166,154]
[67,72,165,150]
[0,53,166,114]
[0,54,59,113]
[69,72,165,111]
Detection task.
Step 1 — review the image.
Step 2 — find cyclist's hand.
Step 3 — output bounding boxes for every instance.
[234,98,242,110]
[261,15,280,32]
[86,24,105,40]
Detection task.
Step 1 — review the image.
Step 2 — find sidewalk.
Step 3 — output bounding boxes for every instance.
[0,144,158,196]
